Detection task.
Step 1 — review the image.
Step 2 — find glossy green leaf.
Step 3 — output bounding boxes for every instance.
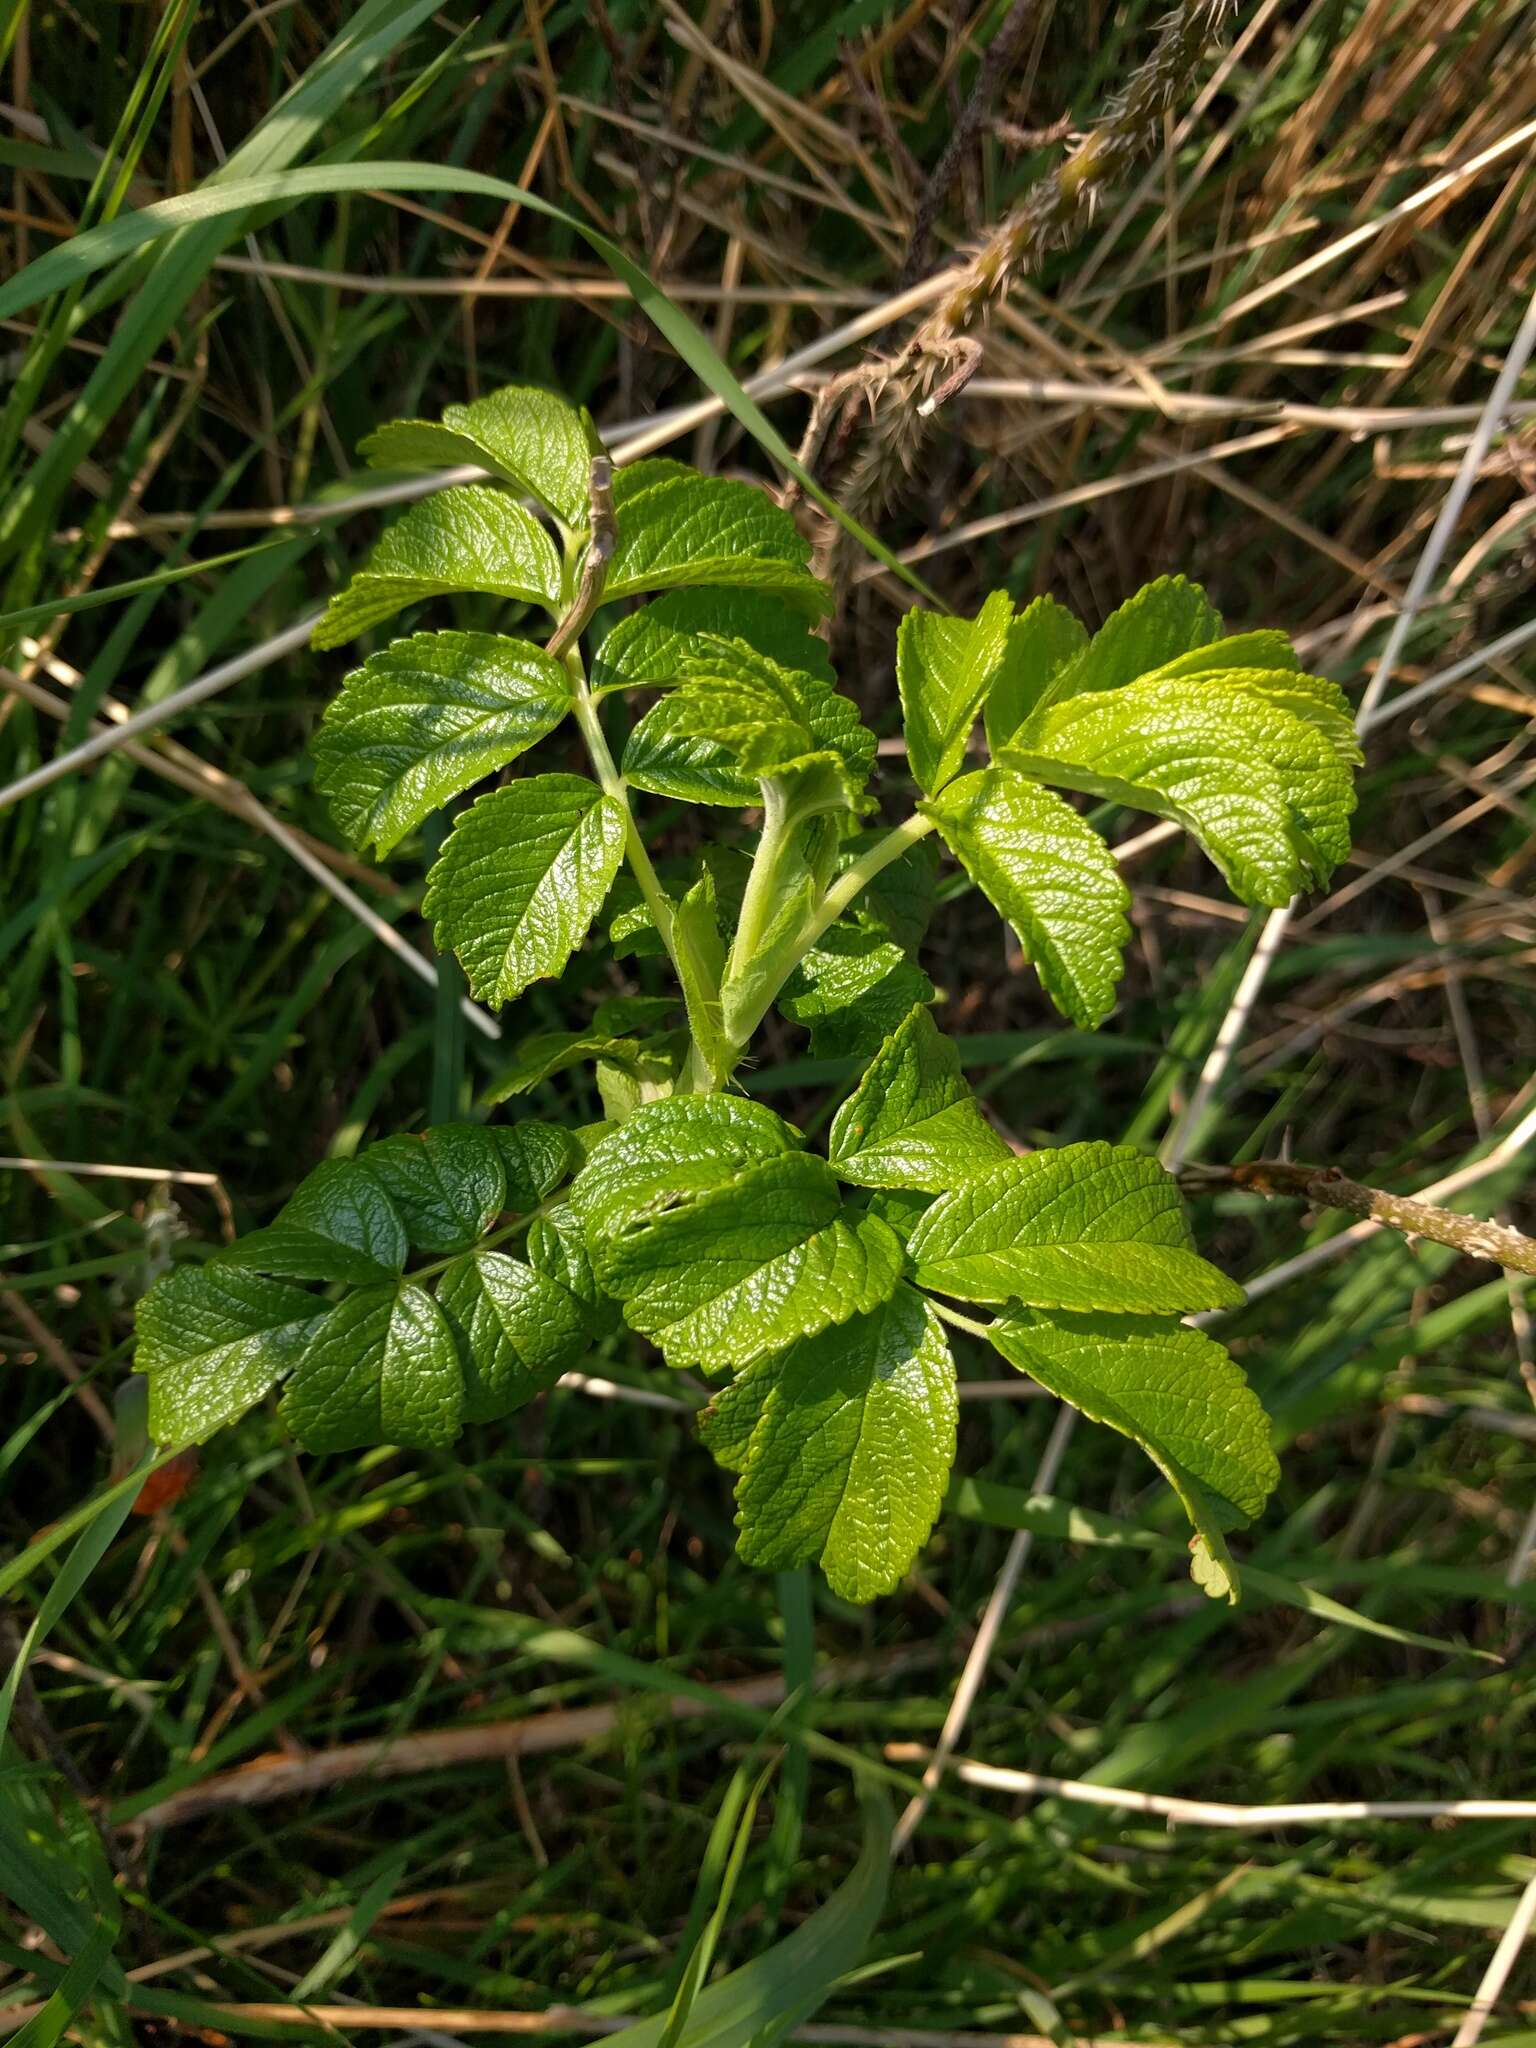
[491,1122,581,1208]
[483,1029,652,1104]
[596,1151,904,1370]
[591,587,834,694]
[437,1249,588,1422]
[1006,676,1357,904]
[360,384,598,527]
[424,774,626,1005]
[983,595,1090,751]
[279,1282,461,1452]
[921,765,1130,1027]
[313,632,572,855]
[897,588,1012,795]
[570,1095,796,1244]
[1043,573,1222,709]
[908,1140,1244,1313]
[603,461,827,610]
[312,485,563,649]
[829,1006,1012,1193]
[527,1204,621,1341]
[704,1289,956,1602]
[137,1266,323,1446]
[360,1123,506,1253]
[988,1309,1278,1600]
[777,925,935,1060]
[219,1157,407,1284]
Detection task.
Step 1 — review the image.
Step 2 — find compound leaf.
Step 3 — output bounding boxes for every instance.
[219,1157,407,1285]
[908,1140,1244,1313]
[424,774,626,1006]
[603,461,827,610]
[595,1151,903,1370]
[988,1309,1278,1600]
[279,1282,462,1453]
[921,765,1130,1028]
[137,1266,324,1446]
[829,1006,1012,1193]
[314,632,573,855]
[361,1123,506,1254]
[708,1289,957,1603]
[360,384,597,527]
[312,486,563,649]
[897,588,1012,795]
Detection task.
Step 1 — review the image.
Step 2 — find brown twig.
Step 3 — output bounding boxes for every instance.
[546,456,615,658]
[1182,1160,1536,1277]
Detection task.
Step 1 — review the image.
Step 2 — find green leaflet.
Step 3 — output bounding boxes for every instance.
[983,595,1090,751]
[988,1310,1279,1601]
[312,485,563,649]
[279,1282,462,1452]
[604,461,828,610]
[482,1030,657,1104]
[491,1122,581,1208]
[897,588,1013,795]
[360,384,599,528]
[778,926,936,1061]
[361,1123,506,1254]
[907,1140,1244,1313]
[703,1290,957,1604]
[218,1156,408,1284]
[595,1151,904,1370]
[591,587,835,694]
[528,1204,621,1340]
[437,1250,588,1423]
[137,1266,324,1446]
[313,632,572,855]
[623,640,872,811]
[829,1006,1012,1192]
[1005,674,1357,904]
[1037,573,1222,712]
[921,765,1131,1028]
[425,774,627,1005]
[570,1095,796,1244]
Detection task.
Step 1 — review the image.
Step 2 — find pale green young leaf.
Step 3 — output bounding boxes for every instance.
[360,1123,505,1254]
[673,869,734,1081]
[777,925,935,1060]
[603,461,828,610]
[312,486,563,649]
[983,595,1089,751]
[1041,573,1222,710]
[829,1005,1012,1193]
[591,587,834,694]
[1149,629,1298,679]
[908,1140,1244,1313]
[137,1266,323,1446]
[424,774,626,1006]
[570,1095,795,1244]
[491,1122,581,1209]
[313,632,573,855]
[437,1250,588,1423]
[360,384,598,527]
[897,589,1013,795]
[596,1152,904,1370]
[714,1290,957,1603]
[218,1157,407,1285]
[1006,676,1357,903]
[279,1281,462,1453]
[920,765,1131,1028]
[988,1309,1279,1601]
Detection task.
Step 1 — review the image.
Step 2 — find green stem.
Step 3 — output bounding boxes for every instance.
[928,1298,997,1343]
[724,783,792,989]
[802,810,938,956]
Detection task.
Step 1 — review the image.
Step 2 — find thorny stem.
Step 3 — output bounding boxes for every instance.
[1183,1160,1536,1279]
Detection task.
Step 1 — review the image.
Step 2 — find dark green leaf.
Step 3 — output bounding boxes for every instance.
[437,1249,587,1422]
[570,1095,796,1244]
[219,1158,407,1285]
[777,925,935,1060]
[360,1123,506,1253]
[280,1282,462,1452]
[491,1122,581,1208]
[137,1266,323,1446]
